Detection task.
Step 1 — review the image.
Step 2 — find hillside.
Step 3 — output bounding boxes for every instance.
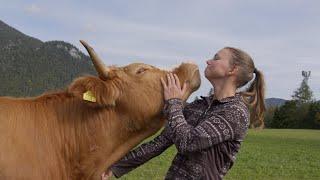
[0,20,96,97]
[265,98,287,108]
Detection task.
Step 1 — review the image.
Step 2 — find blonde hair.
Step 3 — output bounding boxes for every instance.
[225,47,266,128]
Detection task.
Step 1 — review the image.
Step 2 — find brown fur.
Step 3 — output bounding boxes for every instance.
[0,62,200,179]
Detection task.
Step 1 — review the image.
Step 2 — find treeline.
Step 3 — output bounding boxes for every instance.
[264,71,320,129]
[265,100,320,129]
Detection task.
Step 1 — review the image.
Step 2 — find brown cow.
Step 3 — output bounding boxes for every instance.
[0,40,201,180]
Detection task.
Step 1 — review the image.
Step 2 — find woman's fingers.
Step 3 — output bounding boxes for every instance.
[101,170,113,180]
[160,77,167,89]
[101,172,107,180]
[161,73,187,100]
[169,73,174,86]
[166,74,172,87]
[170,73,176,87]
[167,73,176,89]
[173,74,181,88]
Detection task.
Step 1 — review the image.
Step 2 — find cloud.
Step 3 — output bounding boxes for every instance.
[83,23,97,33]
[24,4,42,14]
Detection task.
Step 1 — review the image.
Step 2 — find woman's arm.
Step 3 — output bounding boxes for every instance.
[109,129,173,178]
[163,98,247,154]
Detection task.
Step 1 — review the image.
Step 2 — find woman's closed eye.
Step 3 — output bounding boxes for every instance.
[213,54,220,60]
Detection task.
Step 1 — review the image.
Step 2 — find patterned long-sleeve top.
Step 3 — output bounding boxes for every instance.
[110,93,250,180]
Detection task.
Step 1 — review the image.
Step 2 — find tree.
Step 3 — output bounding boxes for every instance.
[304,101,320,129]
[264,106,277,128]
[271,101,299,128]
[292,71,314,104]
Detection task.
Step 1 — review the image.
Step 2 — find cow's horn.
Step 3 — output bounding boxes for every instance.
[80,40,110,80]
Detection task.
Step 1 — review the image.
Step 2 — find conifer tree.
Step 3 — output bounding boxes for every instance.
[292,71,314,104]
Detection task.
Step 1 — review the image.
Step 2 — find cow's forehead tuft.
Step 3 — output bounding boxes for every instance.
[125,63,156,69]
[109,65,118,68]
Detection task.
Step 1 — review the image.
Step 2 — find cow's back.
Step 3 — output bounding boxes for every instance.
[0,97,68,179]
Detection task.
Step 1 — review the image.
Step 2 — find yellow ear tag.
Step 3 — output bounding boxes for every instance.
[83,91,97,102]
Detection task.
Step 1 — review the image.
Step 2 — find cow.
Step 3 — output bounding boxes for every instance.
[0,40,201,180]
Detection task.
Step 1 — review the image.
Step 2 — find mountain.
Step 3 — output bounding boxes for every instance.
[265,98,287,108]
[0,20,96,97]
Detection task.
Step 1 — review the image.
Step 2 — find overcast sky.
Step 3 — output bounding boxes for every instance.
[1,0,319,100]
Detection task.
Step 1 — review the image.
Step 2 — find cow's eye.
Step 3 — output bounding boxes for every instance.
[136,68,147,74]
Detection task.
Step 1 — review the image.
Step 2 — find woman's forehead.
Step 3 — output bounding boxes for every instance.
[217,48,230,56]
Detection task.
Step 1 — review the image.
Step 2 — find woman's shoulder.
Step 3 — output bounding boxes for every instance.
[185,96,208,107]
[224,93,249,111]
[183,96,208,114]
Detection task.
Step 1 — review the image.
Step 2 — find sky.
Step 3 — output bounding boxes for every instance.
[1,0,319,100]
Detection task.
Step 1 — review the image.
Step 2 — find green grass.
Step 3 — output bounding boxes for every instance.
[113,129,320,180]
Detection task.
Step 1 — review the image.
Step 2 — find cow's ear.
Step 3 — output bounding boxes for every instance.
[68,76,119,107]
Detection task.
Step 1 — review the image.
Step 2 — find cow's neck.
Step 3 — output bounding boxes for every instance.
[79,117,164,180]
[50,95,164,179]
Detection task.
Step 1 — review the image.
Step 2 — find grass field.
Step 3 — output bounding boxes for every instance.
[112,129,320,180]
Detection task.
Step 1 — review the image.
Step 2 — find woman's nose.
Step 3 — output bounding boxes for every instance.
[206,60,212,65]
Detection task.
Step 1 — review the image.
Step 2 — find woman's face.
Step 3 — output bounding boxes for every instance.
[204,48,234,80]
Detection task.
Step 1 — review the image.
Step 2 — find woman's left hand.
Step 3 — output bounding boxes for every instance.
[161,73,188,101]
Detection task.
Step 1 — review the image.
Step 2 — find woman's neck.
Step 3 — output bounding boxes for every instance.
[211,80,236,101]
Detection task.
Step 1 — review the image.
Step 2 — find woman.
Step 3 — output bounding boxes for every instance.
[102,47,265,180]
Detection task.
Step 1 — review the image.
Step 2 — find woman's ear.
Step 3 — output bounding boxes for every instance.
[68,76,120,107]
[228,65,238,76]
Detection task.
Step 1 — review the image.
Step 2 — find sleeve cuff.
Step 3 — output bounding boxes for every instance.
[162,98,183,116]
[110,166,122,178]
[166,98,183,105]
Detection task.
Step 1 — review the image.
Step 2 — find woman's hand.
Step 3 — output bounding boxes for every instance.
[101,170,113,180]
[161,73,188,101]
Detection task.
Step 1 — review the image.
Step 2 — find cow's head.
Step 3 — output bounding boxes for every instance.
[68,40,201,130]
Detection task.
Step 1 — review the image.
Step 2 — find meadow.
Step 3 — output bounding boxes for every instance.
[111,129,320,180]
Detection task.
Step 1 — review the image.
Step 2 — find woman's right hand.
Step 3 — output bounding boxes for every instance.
[101,170,113,180]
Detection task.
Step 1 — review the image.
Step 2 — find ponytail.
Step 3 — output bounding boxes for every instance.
[224,47,266,128]
[242,68,266,128]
